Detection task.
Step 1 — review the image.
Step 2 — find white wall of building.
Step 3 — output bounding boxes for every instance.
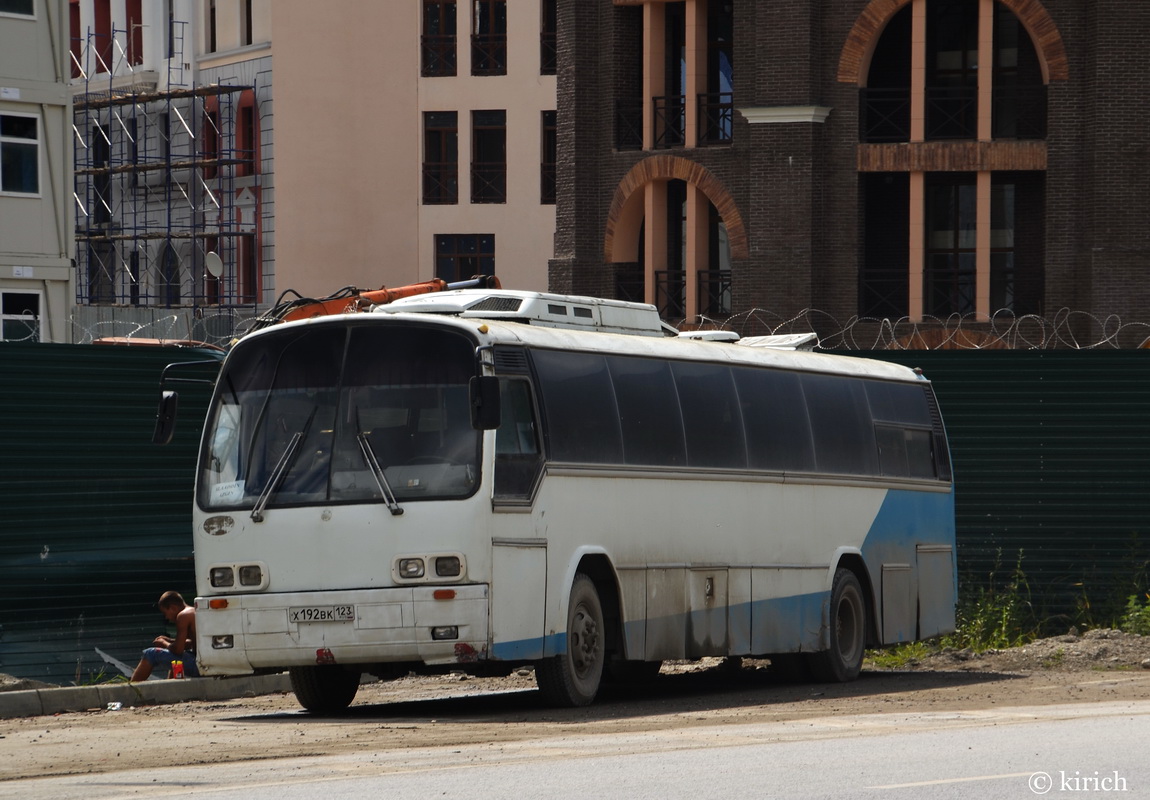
[0,0,73,342]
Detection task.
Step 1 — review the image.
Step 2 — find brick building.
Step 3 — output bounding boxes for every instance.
[550,0,1150,346]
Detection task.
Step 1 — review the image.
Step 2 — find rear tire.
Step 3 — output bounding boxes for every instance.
[807,568,866,683]
[535,574,605,707]
[289,665,361,713]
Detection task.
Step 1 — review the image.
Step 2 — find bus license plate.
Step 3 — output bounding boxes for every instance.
[289,605,354,623]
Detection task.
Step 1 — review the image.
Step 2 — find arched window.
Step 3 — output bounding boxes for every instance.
[850,0,1063,321]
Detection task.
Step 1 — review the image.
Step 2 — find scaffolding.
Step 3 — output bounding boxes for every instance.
[72,22,258,319]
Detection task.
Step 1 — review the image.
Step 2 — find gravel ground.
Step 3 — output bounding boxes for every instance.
[2,633,1149,782]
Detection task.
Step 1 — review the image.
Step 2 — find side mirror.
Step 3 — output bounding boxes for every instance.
[152,390,180,444]
[469,376,501,431]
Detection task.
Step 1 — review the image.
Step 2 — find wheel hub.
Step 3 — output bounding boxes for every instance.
[570,605,601,676]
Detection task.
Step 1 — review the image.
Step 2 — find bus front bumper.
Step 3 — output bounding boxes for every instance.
[194,584,489,676]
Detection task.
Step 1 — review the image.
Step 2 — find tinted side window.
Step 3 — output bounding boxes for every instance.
[868,382,936,479]
[608,356,686,467]
[532,350,623,463]
[734,367,815,472]
[802,374,878,475]
[673,362,746,469]
[865,381,933,425]
[494,378,544,500]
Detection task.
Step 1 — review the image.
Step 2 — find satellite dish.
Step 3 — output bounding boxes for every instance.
[205,251,224,278]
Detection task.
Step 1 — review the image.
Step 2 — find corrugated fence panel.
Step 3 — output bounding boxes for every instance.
[0,342,220,684]
[854,350,1150,626]
[6,344,1149,680]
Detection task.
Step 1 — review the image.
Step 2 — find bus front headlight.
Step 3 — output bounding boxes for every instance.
[398,558,425,579]
[210,566,235,587]
[238,564,263,586]
[435,556,462,577]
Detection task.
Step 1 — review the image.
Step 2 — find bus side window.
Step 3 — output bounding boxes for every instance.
[672,362,747,469]
[734,367,815,472]
[494,379,543,501]
[802,375,878,476]
[607,355,686,467]
[867,381,937,479]
[532,350,623,463]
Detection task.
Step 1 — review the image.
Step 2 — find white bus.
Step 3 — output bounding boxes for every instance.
[179,289,955,711]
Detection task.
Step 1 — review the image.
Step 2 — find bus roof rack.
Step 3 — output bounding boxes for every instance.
[375,289,675,337]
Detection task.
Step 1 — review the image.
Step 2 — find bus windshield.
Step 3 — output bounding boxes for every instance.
[197,324,481,511]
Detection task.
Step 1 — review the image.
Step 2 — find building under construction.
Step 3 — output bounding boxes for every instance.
[69,1,271,345]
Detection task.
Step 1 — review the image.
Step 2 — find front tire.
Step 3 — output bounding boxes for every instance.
[535,574,605,707]
[807,568,867,683]
[289,665,361,713]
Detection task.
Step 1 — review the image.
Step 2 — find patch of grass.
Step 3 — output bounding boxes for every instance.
[74,667,130,687]
[1039,648,1065,669]
[943,549,1038,652]
[866,641,935,670]
[1119,593,1150,636]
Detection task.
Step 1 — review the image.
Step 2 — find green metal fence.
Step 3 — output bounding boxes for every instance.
[0,342,219,684]
[3,342,1148,683]
[857,349,1150,631]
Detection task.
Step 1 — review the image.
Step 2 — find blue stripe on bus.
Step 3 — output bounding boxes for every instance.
[491,489,954,662]
[492,591,825,661]
[491,637,550,661]
[861,488,956,557]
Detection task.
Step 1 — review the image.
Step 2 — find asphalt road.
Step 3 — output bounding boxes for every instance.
[3,694,1147,799]
[4,660,1149,798]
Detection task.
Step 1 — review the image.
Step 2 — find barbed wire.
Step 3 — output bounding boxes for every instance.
[22,307,1150,350]
[693,308,1150,350]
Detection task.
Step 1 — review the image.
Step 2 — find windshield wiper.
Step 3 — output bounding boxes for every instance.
[250,407,317,522]
[357,432,404,516]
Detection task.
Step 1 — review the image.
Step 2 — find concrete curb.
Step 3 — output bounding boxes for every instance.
[0,673,292,718]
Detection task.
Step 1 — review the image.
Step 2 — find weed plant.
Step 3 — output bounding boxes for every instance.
[1120,593,1150,635]
[943,549,1037,651]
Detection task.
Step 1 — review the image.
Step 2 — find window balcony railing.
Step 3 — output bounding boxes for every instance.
[990,251,1016,311]
[540,162,556,205]
[471,33,507,76]
[615,99,644,151]
[654,269,686,319]
[992,84,1047,140]
[471,163,506,203]
[859,88,911,143]
[859,266,909,318]
[421,34,457,77]
[653,95,686,150]
[697,269,732,317]
[863,84,1047,143]
[615,268,644,305]
[422,163,458,204]
[540,31,556,75]
[925,85,978,140]
[697,93,734,146]
[925,255,977,316]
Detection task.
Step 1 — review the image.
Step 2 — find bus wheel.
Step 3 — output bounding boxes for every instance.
[808,568,866,683]
[289,665,361,713]
[535,574,604,707]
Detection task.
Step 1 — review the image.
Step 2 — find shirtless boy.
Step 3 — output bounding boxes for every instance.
[130,590,199,681]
